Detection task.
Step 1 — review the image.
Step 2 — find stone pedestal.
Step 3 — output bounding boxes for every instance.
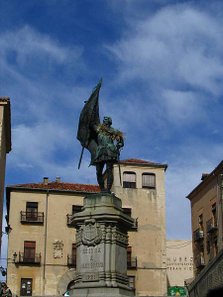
[69,193,135,297]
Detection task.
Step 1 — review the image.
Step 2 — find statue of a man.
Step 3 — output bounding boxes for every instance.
[77,81,124,193]
[92,116,124,192]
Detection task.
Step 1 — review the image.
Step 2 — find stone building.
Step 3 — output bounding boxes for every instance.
[6,159,167,296]
[166,240,193,287]
[0,97,11,253]
[186,161,223,276]
[186,160,223,296]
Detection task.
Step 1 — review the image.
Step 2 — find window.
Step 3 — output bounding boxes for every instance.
[67,205,82,226]
[207,239,210,254]
[21,202,44,224]
[123,172,136,188]
[128,275,135,291]
[26,202,38,221]
[67,243,76,267]
[212,203,217,226]
[122,208,132,217]
[127,246,132,267]
[142,173,156,189]
[20,278,32,296]
[24,241,36,262]
[127,246,137,268]
[198,214,203,231]
[72,243,77,266]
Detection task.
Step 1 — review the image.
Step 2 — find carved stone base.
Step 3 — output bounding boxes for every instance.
[70,287,134,297]
[69,193,134,297]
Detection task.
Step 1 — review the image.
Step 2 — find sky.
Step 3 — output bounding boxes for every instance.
[1,0,223,268]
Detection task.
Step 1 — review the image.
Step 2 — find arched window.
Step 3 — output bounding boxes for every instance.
[142,173,156,189]
[123,171,136,188]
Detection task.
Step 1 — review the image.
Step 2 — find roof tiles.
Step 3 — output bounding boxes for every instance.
[11,182,100,193]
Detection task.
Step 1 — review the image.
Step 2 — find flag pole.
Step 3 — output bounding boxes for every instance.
[78,146,85,169]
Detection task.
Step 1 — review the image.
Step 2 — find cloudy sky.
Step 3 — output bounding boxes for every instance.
[1,0,223,262]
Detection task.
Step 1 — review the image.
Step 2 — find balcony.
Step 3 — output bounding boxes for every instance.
[131,218,138,231]
[206,218,218,233]
[20,211,44,224]
[122,208,138,231]
[67,255,76,268]
[15,252,41,265]
[195,255,205,268]
[193,229,204,241]
[127,257,137,269]
[128,276,136,293]
[67,206,83,227]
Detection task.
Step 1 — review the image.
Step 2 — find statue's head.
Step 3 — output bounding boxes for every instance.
[103,116,112,126]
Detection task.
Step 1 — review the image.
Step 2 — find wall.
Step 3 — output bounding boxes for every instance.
[112,163,167,297]
[0,106,6,243]
[7,160,167,296]
[7,190,83,296]
[188,248,223,297]
[0,99,11,255]
[166,240,193,287]
[189,177,219,276]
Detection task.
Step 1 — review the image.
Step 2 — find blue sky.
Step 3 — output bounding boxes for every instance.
[1,1,223,264]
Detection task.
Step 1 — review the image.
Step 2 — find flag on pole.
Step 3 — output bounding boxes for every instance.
[77,80,102,165]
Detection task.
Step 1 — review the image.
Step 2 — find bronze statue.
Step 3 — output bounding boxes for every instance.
[77,80,124,193]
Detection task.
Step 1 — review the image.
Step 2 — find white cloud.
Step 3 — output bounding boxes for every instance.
[0,24,94,183]
[106,5,223,95]
[8,122,71,168]
[2,2,223,242]
[161,89,206,122]
[7,121,98,184]
[0,25,82,66]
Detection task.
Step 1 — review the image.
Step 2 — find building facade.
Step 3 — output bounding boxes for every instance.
[186,161,223,296]
[166,240,193,287]
[0,97,11,253]
[6,159,167,296]
[113,159,167,296]
[186,161,223,277]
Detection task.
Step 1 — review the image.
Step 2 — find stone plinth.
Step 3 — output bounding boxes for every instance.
[69,193,134,297]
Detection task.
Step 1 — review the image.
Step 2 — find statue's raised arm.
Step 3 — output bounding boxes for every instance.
[77,81,124,193]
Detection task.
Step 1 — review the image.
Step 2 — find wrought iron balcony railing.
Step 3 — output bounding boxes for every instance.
[16,252,41,265]
[122,208,138,231]
[127,257,137,269]
[67,207,82,226]
[206,218,218,233]
[67,255,76,268]
[20,211,44,224]
[193,229,204,241]
[195,255,205,268]
[131,218,138,231]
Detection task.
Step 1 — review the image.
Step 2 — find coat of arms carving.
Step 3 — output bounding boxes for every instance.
[53,240,64,258]
[81,219,102,246]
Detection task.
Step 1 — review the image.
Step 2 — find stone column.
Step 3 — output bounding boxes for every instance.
[69,193,135,297]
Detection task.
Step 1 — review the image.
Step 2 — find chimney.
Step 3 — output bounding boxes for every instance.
[43,177,49,184]
[55,176,61,183]
[201,173,209,181]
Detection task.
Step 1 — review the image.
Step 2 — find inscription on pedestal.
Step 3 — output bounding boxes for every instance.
[82,272,99,282]
[79,245,104,272]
